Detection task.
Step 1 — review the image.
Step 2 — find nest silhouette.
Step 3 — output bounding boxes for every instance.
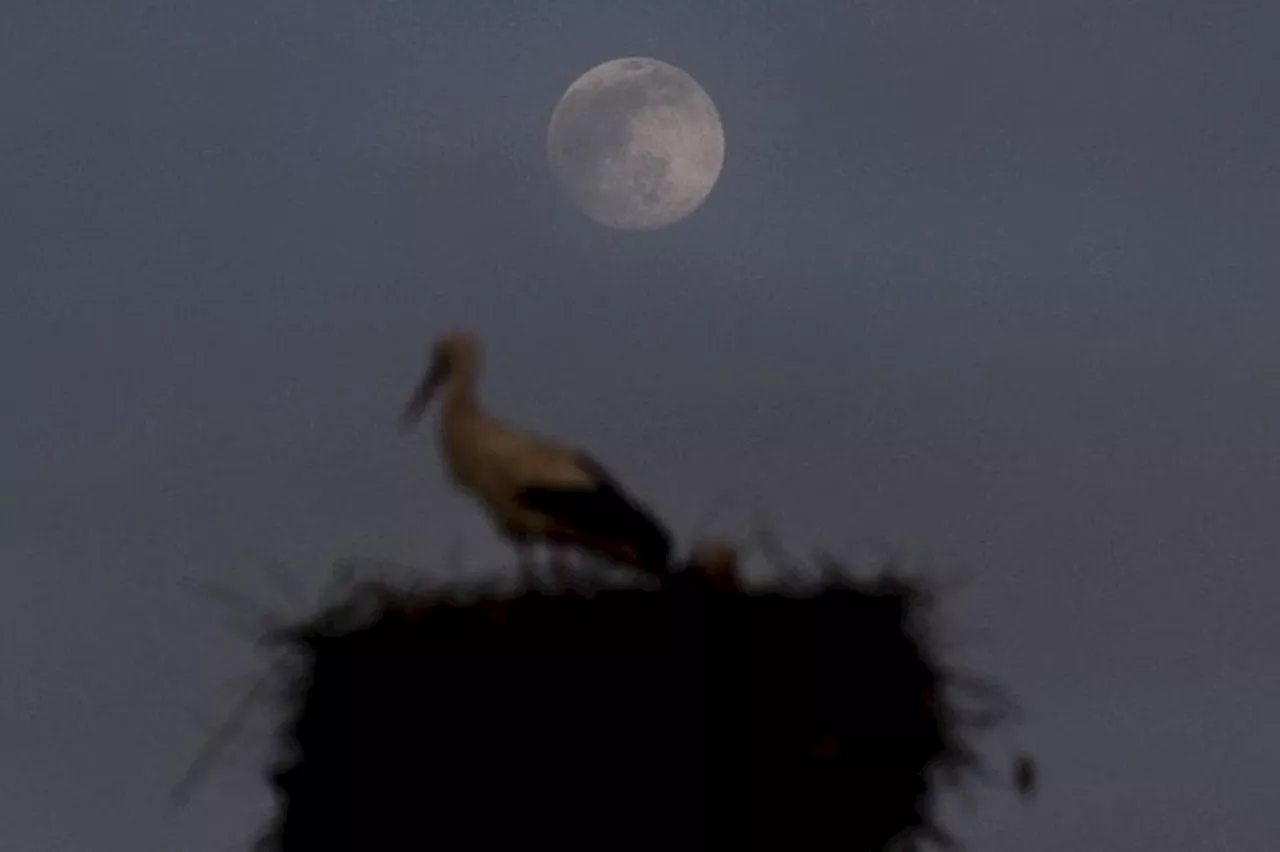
[258,556,1008,852]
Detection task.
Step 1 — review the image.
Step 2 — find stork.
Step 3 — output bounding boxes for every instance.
[398,331,672,579]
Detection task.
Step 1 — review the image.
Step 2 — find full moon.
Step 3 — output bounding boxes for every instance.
[547,57,725,231]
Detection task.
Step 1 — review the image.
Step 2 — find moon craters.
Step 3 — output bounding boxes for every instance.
[547,58,725,231]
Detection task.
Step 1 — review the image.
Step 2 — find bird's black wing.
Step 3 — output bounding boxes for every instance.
[514,453,672,572]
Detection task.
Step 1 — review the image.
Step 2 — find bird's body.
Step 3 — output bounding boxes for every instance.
[401,332,671,577]
[436,391,589,535]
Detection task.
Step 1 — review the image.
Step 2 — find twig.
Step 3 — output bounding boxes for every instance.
[171,657,285,805]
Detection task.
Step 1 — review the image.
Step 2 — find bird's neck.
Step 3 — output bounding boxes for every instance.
[442,372,482,421]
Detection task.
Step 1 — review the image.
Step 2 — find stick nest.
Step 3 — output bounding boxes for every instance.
[257,560,1011,851]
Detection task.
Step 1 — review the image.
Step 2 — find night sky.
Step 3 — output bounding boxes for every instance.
[4,2,1279,849]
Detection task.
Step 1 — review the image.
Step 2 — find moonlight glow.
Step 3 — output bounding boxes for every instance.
[546,57,725,231]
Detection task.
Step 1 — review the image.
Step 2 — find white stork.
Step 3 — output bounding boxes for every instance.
[398,331,672,578]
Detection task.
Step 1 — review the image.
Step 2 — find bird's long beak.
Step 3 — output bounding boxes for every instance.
[399,358,447,433]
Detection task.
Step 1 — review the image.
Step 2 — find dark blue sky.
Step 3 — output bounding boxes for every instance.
[3,2,1278,849]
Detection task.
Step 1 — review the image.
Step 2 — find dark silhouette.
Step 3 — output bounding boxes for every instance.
[1014,753,1038,800]
[257,552,1016,851]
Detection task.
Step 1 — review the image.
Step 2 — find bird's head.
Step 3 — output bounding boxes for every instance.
[399,331,482,432]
